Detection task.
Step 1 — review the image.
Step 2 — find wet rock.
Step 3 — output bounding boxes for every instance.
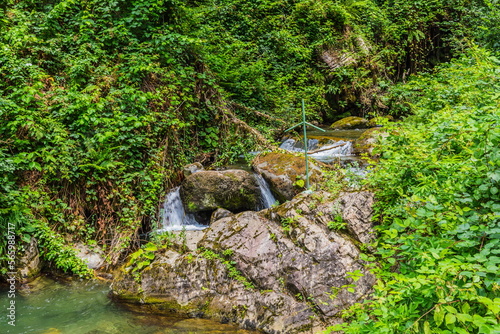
[252,152,323,202]
[183,162,204,178]
[353,127,389,156]
[211,208,233,223]
[180,169,260,213]
[330,116,369,130]
[111,191,375,334]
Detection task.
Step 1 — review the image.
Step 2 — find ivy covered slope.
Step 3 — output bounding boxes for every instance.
[331,50,500,333]
[0,0,274,275]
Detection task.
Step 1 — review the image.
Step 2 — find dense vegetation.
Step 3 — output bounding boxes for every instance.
[328,49,500,333]
[0,0,499,332]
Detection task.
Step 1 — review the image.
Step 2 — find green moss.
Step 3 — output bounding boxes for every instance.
[330,116,369,130]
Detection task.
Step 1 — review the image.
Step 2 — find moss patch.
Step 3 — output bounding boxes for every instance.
[330,116,369,130]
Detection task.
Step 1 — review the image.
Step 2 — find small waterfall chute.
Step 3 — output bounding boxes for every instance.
[157,187,207,232]
[254,173,277,209]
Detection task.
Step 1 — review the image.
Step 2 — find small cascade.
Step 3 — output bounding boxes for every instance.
[158,187,206,232]
[279,138,354,163]
[254,173,277,209]
[279,138,319,152]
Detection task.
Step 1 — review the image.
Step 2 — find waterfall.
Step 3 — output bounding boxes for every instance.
[254,173,277,209]
[157,187,206,232]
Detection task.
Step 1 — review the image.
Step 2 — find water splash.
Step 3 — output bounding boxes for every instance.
[254,173,277,209]
[158,187,206,232]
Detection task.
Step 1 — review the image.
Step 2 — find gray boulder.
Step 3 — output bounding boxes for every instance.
[74,243,105,270]
[180,169,260,213]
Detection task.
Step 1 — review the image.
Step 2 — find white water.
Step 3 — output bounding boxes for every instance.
[158,187,207,232]
[158,176,277,232]
[254,173,277,209]
[279,138,354,163]
[279,138,319,152]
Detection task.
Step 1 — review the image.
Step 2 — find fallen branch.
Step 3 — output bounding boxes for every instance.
[220,105,275,148]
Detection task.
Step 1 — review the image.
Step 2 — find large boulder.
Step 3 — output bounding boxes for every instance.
[111,191,376,334]
[330,116,369,130]
[180,169,260,213]
[252,152,323,202]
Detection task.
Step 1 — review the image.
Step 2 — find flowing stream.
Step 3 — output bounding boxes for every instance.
[280,127,367,165]
[255,173,277,209]
[158,173,277,231]
[0,277,251,334]
[157,187,207,232]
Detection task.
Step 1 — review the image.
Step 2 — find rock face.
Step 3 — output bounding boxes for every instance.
[180,169,260,213]
[335,191,376,244]
[330,116,369,130]
[111,191,376,334]
[353,127,389,156]
[252,152,323,202]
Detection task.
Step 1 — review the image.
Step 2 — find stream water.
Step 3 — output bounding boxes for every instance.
[0,276,253,334]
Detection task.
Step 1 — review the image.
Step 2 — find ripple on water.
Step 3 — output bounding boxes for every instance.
[0,276,256,334]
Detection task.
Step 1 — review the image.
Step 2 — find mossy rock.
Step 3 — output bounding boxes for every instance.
[252,152,323,202]
[330,116,369,130]
[353,127,389,156]
[180,169,260,213]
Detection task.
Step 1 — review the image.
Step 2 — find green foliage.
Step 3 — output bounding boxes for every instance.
[330,49,500,333]
[0,0,266,271]
[280,215,299,234]
[126,242,158,282]
[327,216,346,231]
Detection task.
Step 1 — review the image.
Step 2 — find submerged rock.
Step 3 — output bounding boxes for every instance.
[330,116,369,130]
[111,191,376,334]
[180,169,260,213]
[252,152,323,202]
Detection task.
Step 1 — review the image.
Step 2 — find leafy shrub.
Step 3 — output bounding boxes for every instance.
[329,48,500,333]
